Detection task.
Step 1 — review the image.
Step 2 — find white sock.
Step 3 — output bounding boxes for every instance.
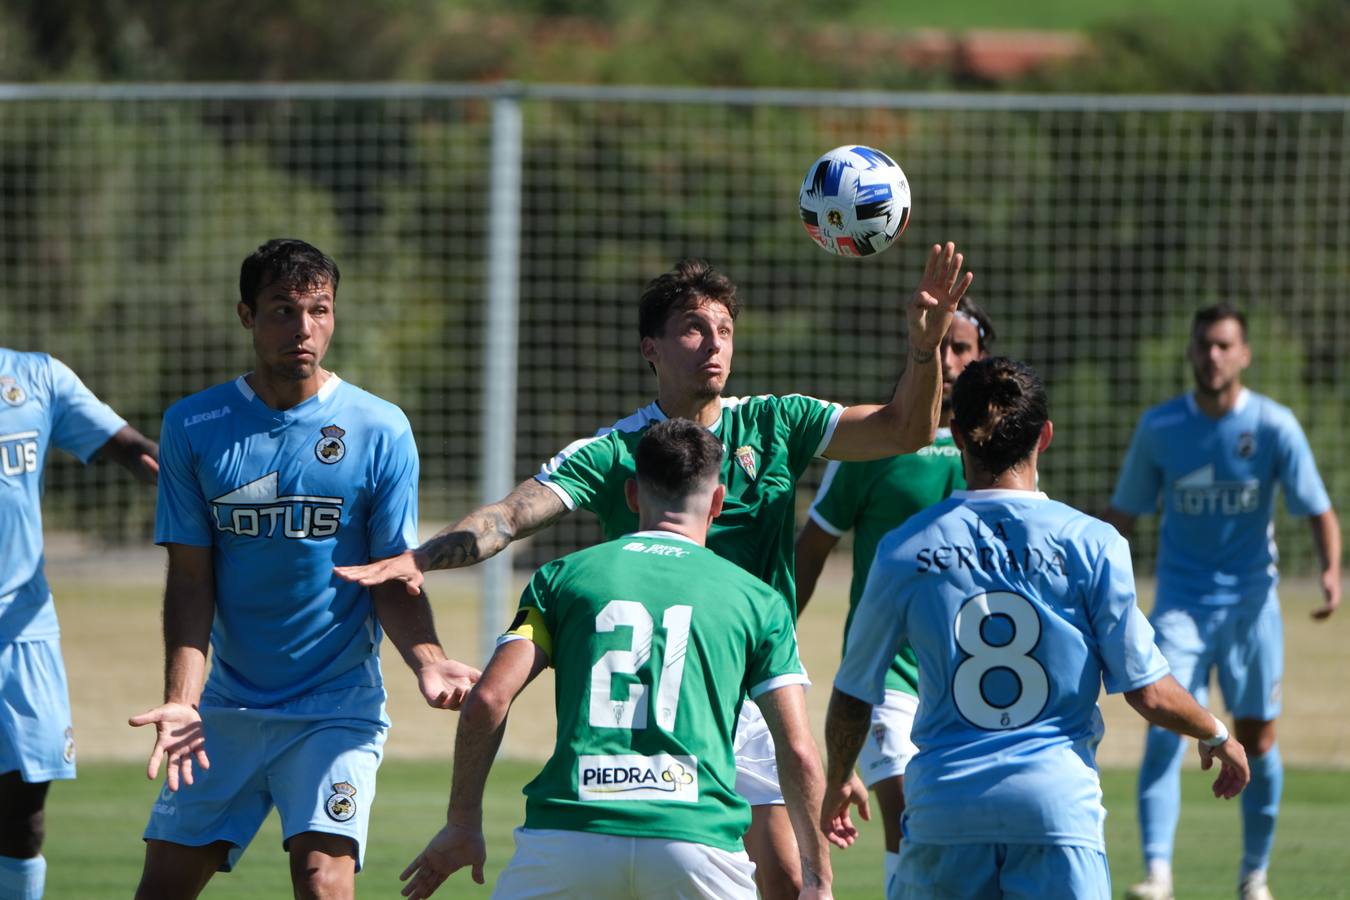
[884,850,901,890]
[1147,858,1173,884]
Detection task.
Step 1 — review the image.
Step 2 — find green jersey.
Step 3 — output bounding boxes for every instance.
[537,394,843,613]
[504,531,807,851]
[807,429,964,694]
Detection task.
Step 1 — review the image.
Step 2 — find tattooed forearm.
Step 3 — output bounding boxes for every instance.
[824,688,872,786]
[420,479,568,571]
[910,345,935,364]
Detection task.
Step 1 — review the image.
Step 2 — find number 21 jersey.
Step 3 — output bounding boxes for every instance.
[835,490,1169,850]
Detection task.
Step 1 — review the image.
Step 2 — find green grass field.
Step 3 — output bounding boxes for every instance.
[43,762,1350,898]
[845,0,1295,32]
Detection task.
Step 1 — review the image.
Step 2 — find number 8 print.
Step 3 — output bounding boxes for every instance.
[952,591,1050,730]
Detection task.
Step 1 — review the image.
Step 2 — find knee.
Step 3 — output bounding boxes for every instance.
[293,863,352,900]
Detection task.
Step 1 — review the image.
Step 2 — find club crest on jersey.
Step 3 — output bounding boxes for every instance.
[0,376,25,406]
[1236,431,1256,459]
[325,782,358,822]
[63,726,76,764]
[734,445,758,480]
[315,424,346,464]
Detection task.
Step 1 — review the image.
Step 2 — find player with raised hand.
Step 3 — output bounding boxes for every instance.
[128,239,478,899]
[399,418,835,900]
[1106,304,1341,900]
[0,348,157,900]
[823,357,1249,900]
[794,296,994,892]
[338,241,971,897]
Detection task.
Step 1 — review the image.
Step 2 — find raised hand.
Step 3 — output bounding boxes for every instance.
[907,241,974,353]
[334,549,426,596]
[128,701,209,791]
[820,772,871,848]
[418,659,482,710]
[399,824,486,899]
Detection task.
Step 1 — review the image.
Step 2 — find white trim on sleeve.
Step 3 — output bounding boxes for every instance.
[813,403,845,458]
[534,475,578,511]
[808,507,845,538]
[748,673,811,700]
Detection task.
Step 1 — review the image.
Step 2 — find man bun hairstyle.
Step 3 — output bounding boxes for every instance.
[952,357,1048,477]
[634,418,724,502]
[239,238,340,310]
[638,258,740,339]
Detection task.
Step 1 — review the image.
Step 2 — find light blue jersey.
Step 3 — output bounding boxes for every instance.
[835,490,1169,851]
[1,349,126,642]
[1111,389,1330,606]
[155,374,418,707]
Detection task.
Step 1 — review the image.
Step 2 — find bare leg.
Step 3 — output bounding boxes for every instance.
[135,838,231,900]
[745,805,801,900]
[288,831,358,900]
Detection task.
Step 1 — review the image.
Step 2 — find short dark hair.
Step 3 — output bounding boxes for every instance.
[955,296,996,352]
[638,258,740,339]
[634,418,723,502]
[952,357,1048,477]
[1192,302,1247,342]
[239,239,340,310]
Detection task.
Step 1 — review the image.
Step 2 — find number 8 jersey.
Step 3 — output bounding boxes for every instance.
[834,489,1169,851]
[502,530,808,852]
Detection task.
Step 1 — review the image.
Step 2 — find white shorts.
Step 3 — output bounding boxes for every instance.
[732,699,782,807]
[494,827,756,899]
[858,690,919,788]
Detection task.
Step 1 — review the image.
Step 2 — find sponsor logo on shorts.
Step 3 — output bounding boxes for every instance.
[315,424,347,464]
[63,726,76,764]
[325,781,358,822]
[577,754,698,802]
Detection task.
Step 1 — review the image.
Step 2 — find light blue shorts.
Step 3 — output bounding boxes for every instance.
[143,684,388,872]
[1151,587,1283,720]
[893,841,1110,900]
[0,638,76,783]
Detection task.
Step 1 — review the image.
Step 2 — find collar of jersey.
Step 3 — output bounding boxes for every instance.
[935,427,952,440]
[647,400,726,436]
[629,529,701,545]
[1185,386,1250,419]
[950,488,1049,502]
[234,373,343,418]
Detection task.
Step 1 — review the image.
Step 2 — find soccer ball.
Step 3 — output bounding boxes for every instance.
[798,145,911,257]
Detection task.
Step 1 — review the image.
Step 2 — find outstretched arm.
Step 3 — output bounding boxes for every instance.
[756,686,835,900]
[336,478,568,594]
[795,519,842,617]
[373,579,480,710]
[96,424,159,484]
[128,543,213,791]
[399,638,548,899]
[1308,508,1342,620]
[819,687,874,849]
[1125,674,1249,798]
[824,242,973,461]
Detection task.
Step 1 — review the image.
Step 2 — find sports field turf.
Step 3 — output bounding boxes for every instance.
[43,564,1350,897]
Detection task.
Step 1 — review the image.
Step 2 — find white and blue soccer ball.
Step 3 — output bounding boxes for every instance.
[799,145,911,258]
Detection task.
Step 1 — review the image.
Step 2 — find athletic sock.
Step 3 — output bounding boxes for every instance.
[1147,858,1173,884]
[884,850,900,892]
[1241,743,1283,874]
[1138,724,1187,865]
[0,854,46,900]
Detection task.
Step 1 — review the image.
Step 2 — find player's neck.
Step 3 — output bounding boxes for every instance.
[636,513,708,546]
[965,460,1038,492]
[246,367,332,411]
[655,392,722,428]
[1193,381,1242,419]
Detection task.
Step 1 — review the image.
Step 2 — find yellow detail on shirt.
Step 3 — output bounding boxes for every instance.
[505,607,553,663]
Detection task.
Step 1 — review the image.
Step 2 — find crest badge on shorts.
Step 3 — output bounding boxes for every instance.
[734,445,758,480]
[0,376,25,406]
[315,424,346,464]
[325,781,358,822]
[63,726,76,764]
[871,722,887,748]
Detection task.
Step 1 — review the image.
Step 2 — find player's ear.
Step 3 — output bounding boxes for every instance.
[708,482,726,521]
[639,336,658,366]
[237,301,255,329]
[624,478,639,514]
[1038,420,1054,453]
